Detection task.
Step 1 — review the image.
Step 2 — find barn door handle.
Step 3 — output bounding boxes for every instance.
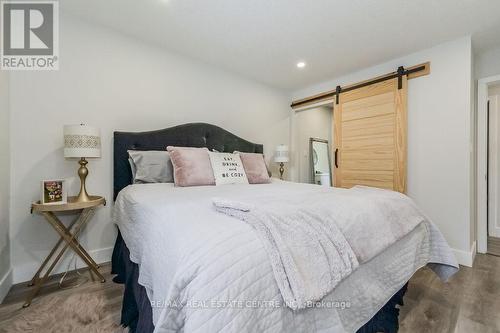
[334,149,339,168]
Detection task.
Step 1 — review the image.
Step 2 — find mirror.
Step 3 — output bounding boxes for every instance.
[310,138,332,186]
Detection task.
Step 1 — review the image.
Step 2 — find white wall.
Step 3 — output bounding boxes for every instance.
[475,45,500,79]
[490,85,500,96]
[470,47,477,253]
[295,106,332,183]
[8,13,290,283]
[0,70,11,301]
[291,37,474,264]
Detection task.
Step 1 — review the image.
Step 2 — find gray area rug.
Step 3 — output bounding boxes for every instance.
[0,293,126,333]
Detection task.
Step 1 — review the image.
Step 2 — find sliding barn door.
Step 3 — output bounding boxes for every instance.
[333,77,407,192]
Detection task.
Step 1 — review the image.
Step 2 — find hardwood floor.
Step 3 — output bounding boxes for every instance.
[488,236,500,257]
[1,255,500,332]
[400,254,500,332]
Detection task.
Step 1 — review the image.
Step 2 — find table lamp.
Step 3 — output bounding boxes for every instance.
[274,144,289,180]
[64,124,101,202]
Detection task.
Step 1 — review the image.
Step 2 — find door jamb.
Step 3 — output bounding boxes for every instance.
[477,75,500,253]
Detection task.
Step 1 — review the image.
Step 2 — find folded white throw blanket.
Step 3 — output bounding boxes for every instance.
[213,186,429,310]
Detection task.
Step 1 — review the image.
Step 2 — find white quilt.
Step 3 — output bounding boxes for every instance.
[113,180,458,333]
[213,185,441,311]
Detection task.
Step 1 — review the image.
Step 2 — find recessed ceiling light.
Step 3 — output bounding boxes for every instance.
[296,62,306,69]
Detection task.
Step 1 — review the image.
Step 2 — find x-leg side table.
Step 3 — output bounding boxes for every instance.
[25,196,106,308]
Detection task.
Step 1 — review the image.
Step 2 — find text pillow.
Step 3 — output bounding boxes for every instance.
[237,152,271,184]
[167,146,216,186]
[208,152,249,185]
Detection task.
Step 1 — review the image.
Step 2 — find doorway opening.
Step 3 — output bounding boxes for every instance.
[477,75,500,254]
[487,83,500,256]
[292,102,334,185]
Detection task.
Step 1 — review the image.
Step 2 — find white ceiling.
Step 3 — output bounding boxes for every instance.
[61,0,500,91]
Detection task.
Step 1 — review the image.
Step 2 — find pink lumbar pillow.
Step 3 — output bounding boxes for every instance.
[166,146,216,186]
[237,152,271,184]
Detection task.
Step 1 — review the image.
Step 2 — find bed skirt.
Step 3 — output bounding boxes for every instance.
[112,231,408,333]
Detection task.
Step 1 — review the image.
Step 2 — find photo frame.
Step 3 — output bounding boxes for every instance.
[41,179,67,205]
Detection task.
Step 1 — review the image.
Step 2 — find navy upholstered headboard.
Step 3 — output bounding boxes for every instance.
[113,123,264,199]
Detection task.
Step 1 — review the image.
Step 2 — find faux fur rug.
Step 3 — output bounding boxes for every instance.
[1,293,127,333]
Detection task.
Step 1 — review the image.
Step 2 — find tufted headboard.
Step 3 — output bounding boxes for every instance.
[113,123,264,199]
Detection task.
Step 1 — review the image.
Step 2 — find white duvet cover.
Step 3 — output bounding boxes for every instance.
[113,180,458,333]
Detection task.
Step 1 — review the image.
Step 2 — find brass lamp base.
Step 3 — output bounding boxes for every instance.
[279,162,285,180]
[76,158,91,203]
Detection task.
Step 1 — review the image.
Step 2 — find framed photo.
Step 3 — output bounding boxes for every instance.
[41,179,67,205]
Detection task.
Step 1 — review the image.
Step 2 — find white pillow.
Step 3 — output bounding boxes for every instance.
[208,152,249,185]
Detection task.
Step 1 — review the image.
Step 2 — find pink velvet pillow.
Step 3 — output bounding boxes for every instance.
[237,152,271,184]
[166,146,215,186]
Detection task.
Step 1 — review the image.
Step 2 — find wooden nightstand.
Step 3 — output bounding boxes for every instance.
[25,196,106,308]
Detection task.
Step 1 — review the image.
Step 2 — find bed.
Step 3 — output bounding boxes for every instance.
[111,123,458,333]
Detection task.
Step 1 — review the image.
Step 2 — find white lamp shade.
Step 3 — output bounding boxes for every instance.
[274,144,289,163]
[64,124,101,158]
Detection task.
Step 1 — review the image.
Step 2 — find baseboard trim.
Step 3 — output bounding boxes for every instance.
[452,241,477,267]
[0,267,13,304]
[87,246,114,267]
[13,246,114,284]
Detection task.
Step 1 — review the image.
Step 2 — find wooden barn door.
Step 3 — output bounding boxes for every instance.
[333,76,407,193]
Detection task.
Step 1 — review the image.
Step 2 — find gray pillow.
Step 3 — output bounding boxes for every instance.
[128,150,174,184]
[128,157,137,182]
